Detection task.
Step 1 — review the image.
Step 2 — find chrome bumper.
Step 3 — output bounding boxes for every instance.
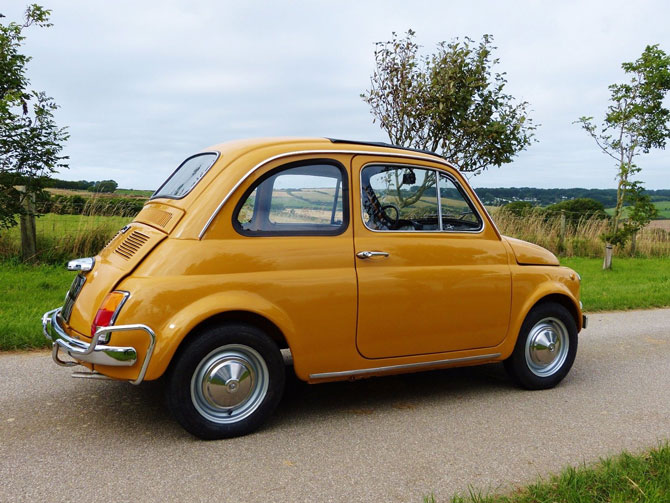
[42,308,156,385]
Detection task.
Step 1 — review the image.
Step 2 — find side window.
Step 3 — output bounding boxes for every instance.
[360,164,482,232]
[361,165,439,231]
[234,162,348,236]
[439,173,482,231]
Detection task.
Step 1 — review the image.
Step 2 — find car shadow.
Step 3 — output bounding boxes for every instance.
[32,362,513,441]
[269,362,513,428]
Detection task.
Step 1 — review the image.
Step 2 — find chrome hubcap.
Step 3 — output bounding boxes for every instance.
[203,357,254,409]
[525,317,569,377]
[191,345,269,424]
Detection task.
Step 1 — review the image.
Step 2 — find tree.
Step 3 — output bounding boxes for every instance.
[0,5,69,247]
[361,30,537,177]
[88,179,118,193]
[501,201,534,217]
[577,45,670,269]
[546,198,608,223]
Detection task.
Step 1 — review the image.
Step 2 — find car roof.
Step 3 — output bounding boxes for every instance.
[204,137,451,166]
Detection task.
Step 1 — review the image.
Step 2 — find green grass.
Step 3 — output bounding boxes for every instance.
[0,263,76,350]
[0,213,131,263]
[115,188,154,197]
[433,443,670,503]
[561,257,670,311]
[1,257,668,350]
[605,199,670,219]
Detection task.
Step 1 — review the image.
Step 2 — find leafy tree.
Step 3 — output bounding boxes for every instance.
[362,30,537,181]
[546,198,608,222]
[88,179,118,193]
[577,45,670,267]
[0,5,69,232]
[501,201,534,216]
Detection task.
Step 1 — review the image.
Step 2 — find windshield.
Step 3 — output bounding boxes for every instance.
[152,152,218,199]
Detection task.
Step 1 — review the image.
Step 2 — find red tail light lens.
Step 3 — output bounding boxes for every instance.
[91,291,129,338]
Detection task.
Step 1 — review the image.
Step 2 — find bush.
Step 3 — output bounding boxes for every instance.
[546,198,608,222]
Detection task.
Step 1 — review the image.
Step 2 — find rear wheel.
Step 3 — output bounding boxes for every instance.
[166,323,285,439]
[504,302,578,390]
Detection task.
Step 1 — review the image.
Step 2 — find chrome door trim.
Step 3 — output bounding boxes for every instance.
[198,149,468,239]
[309,353,501,380]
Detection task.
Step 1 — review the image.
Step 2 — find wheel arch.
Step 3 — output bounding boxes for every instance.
[500,279,582,360]
[533,293,581,331]
[145,291,300,381]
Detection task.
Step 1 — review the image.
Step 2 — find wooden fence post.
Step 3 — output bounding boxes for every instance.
[17,186,37,261]
[603,243,613,270]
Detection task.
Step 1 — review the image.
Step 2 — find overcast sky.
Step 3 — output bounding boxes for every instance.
[3,0,670,190]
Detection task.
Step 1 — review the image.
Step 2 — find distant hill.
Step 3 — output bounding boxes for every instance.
[472,187,670,207]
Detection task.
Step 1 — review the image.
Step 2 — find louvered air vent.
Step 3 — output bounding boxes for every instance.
[114,230,149,260]
[142,207,173,229]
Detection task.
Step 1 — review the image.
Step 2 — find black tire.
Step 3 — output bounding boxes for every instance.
[166,323,285,440]
[504,302,578,390]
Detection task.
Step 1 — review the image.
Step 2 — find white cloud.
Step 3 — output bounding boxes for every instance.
[2,0,668,189]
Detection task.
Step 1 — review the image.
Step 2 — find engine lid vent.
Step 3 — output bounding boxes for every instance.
[114,230,150,260]
[141,207,173,229]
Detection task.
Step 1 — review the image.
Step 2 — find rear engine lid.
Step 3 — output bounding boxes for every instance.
[65,222,167,336]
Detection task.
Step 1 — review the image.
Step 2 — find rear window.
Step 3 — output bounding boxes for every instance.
[152,152,218,199]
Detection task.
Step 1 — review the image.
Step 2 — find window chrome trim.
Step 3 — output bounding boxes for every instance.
[309,353,502,380]
[359,162,485,234]
[198,149,465,239]
[231,158,349,237]
[151,151,221,201]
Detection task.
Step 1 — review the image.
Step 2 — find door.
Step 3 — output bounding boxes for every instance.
[353,156,512,358]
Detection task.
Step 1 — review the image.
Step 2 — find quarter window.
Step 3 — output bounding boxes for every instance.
[361,165,482,232]
[234,162,348,236]
[152,153,218,200]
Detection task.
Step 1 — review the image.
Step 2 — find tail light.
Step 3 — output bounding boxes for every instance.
[91,291,129,341]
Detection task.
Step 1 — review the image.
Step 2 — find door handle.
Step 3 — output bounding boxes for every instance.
[356,251,390,259]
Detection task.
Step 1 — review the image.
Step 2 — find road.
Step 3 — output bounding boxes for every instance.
[1,309,669,502]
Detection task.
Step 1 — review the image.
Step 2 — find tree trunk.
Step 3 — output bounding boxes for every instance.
[603,243,613,270]
[18,187,37,262]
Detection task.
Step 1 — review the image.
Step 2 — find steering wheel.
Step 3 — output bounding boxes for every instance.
[380,204,400,228]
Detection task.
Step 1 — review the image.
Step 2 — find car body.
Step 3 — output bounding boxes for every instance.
[43,137,586,439]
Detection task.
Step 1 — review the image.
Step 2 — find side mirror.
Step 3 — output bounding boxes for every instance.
[402,171,416,185]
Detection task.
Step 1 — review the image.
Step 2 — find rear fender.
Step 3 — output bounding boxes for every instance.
[146,291,298,380]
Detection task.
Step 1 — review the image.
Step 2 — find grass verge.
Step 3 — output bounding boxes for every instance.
[429,443,670,503]
[0,263,76,350]
[561,257,670,311]
[1,257,669,350]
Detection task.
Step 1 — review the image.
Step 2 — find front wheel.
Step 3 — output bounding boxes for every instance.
[504,302,578,390]
[166,323,285,439]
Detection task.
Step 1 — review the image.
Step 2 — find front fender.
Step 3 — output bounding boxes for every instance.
[499,265,582,360]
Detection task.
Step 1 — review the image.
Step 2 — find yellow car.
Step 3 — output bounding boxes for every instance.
[42,138,586,439]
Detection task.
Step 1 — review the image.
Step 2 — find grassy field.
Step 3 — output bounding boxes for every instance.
[1,257,668,351]
[435,443,670,502]
[0,213,131,263]
[0,263,76,350]
[115,188,154,197]
[605,199,670,219]
[561,257,670,311]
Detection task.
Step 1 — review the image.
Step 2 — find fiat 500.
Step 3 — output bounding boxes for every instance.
[42,138,587,439]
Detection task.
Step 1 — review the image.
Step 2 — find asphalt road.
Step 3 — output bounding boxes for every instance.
[1,309,669,502]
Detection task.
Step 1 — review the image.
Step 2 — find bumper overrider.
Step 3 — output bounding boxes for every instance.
[42,307,156,385]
